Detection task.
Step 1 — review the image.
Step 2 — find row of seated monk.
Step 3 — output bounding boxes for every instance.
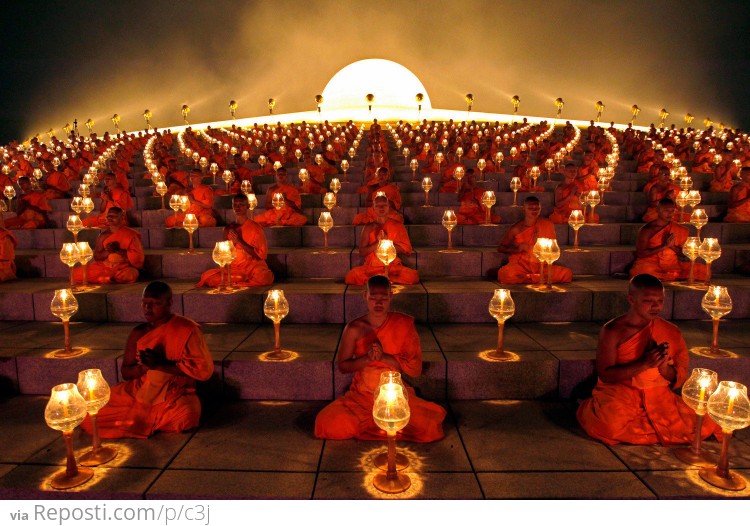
[0,193,726,287]
[4,160,749,238]
[79,274,722,451]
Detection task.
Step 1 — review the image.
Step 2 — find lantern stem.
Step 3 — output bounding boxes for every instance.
[704,261,712,286]
[160,195,165,210]
[69,267,75,288]
[386,433,398,480]
[688,259,695,285]
[188,231,194,254]
[274,321,281,353]
[547,262,553,290]
[323,231,329,252]
[63,320,72,354]
[485,207,491,225]
[218,264,225,292]
[424,190,430,207]
[447,229,453,251]
[512,190,518,207]
[82,264,89,288]
[711,318,720,351]
[90,413,101,454]
[716,430,732,478]
[497,321,505,353]
[574,228,580,250]
[690,413,704,455]
[227,264,233,289]
[63,430,79,478]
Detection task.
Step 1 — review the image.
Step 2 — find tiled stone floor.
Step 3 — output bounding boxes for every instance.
[1,396,750,499]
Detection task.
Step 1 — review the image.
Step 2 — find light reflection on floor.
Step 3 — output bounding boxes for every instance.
[359,444,424,499]
[478,350,520,362]
[40,443,133,492]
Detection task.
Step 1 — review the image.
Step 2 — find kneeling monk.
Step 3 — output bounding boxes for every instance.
[72,207,144,284]
[315,275,446,442]
[345,194,419,286]
[81,281,214,438]
[577,274,720,445]
[197,194,274,287]
[497,196,573,284]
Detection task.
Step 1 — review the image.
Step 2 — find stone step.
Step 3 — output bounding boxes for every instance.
[16,243,750,280]
[1,276,749,324]
[1,319,747,402]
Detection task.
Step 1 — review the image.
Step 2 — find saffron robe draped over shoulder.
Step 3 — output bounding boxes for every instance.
[165,185,216,227]
[73,226,144,284]
[576,318,719,445]
[314,312,446,442]
[345,220,419,285]
[196,220,274,287]
[82,187,134,228]
[629,222,706,281]
[254,183,307,226]
[82,315,214,438]
[497,218,573,284]
[725,185,750,223]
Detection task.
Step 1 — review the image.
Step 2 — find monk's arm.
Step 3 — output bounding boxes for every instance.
[635,227,672,258]
[358,225,379,257]
[337,324,372,374]
[497,226,522,254]
[121,326,148,380]
[595,324,665,383]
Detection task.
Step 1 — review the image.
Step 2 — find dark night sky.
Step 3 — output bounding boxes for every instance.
[1,0,748,143]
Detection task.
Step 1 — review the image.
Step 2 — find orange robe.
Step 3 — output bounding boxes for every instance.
[81,315,214,438]
[725,185,750,222]
[196,220,274,287]
[165,185,216,227]
[4,192,51,229]
[457,188,500,224]
[549,183,584,223]
[82,187,134,228]
[498,218,573,284]
[642,184,682,222]
[43,171,71,199]
[629,222,707,281]
[254,183,307,226]
[72,226,145,284]
[345,220,420,285]
[314,312,446,442]
[576,318,720,445]
[0,228,17,281]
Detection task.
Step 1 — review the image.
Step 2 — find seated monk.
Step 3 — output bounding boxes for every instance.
[497,196,573,284]
[345,194,419,285]
[107,159,130,193]
[691,144,714,173]
[630,198,707,282]
[709,154,737,192]
[254,168,308,227]
[4,177,51,229]
[315,275,446,442]
[42,161,71,200]
[354,167,404,225]
[577,274,720,445]
[165,170,216,228]
[549,163,584,223]
[725,166,750,222]
[82,172,134,228]
[81,281,214,438]
[642,151,668,194]
[642,167,682,222]
[165,159,190,197]
[0,220,17,281]
[456,169,500,224]
[73,207,144,284]
[197,194,274,287]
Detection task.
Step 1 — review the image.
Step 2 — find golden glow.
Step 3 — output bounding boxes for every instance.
[321,59,432,113]
[478,350,521,362]
[359,445,424,499]
[258,350,299,362]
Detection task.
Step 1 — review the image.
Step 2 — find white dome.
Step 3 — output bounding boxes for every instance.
[320,59,432,113]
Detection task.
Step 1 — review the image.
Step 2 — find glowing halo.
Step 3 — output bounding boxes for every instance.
[321,59,432,113]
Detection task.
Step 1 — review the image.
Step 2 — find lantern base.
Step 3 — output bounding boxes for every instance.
[312,250,337,255]
[527,284,565,293]
[73,285,99,293]
[421,204,433,208]
[483,349,516,362]
[50,347,88,359]
[479,223,499,227]
[689,346,736,359]
[49,467,94,490]
[439,249,462,254]
[263,349,293,361]
[79,445,118,467]
[565,248,590,253]
[699,467,747,491]
[373,471,411,494]
[673,446,715,468]
[373,451,409,471]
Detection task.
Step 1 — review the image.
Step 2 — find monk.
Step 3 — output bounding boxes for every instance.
[0,220,17,281]
[549,163,584,224]
[82,172,134,228]
[725,166,750,222]
[254,168,308,227]
[577,274,720,445]
[165,159,190,197]
[456,170,500,224]
[345,194,419,285]
[354,167,404,225]
[165,170,216,228]
[630,198,706,281]
[81,281,214,438]
[42,161,71,200]
[642,167,681,222]
[315,275,446,442]
[497,196,573,284]
[4,177,51,229]
[197,194,274,287]
[72,207,144,284]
